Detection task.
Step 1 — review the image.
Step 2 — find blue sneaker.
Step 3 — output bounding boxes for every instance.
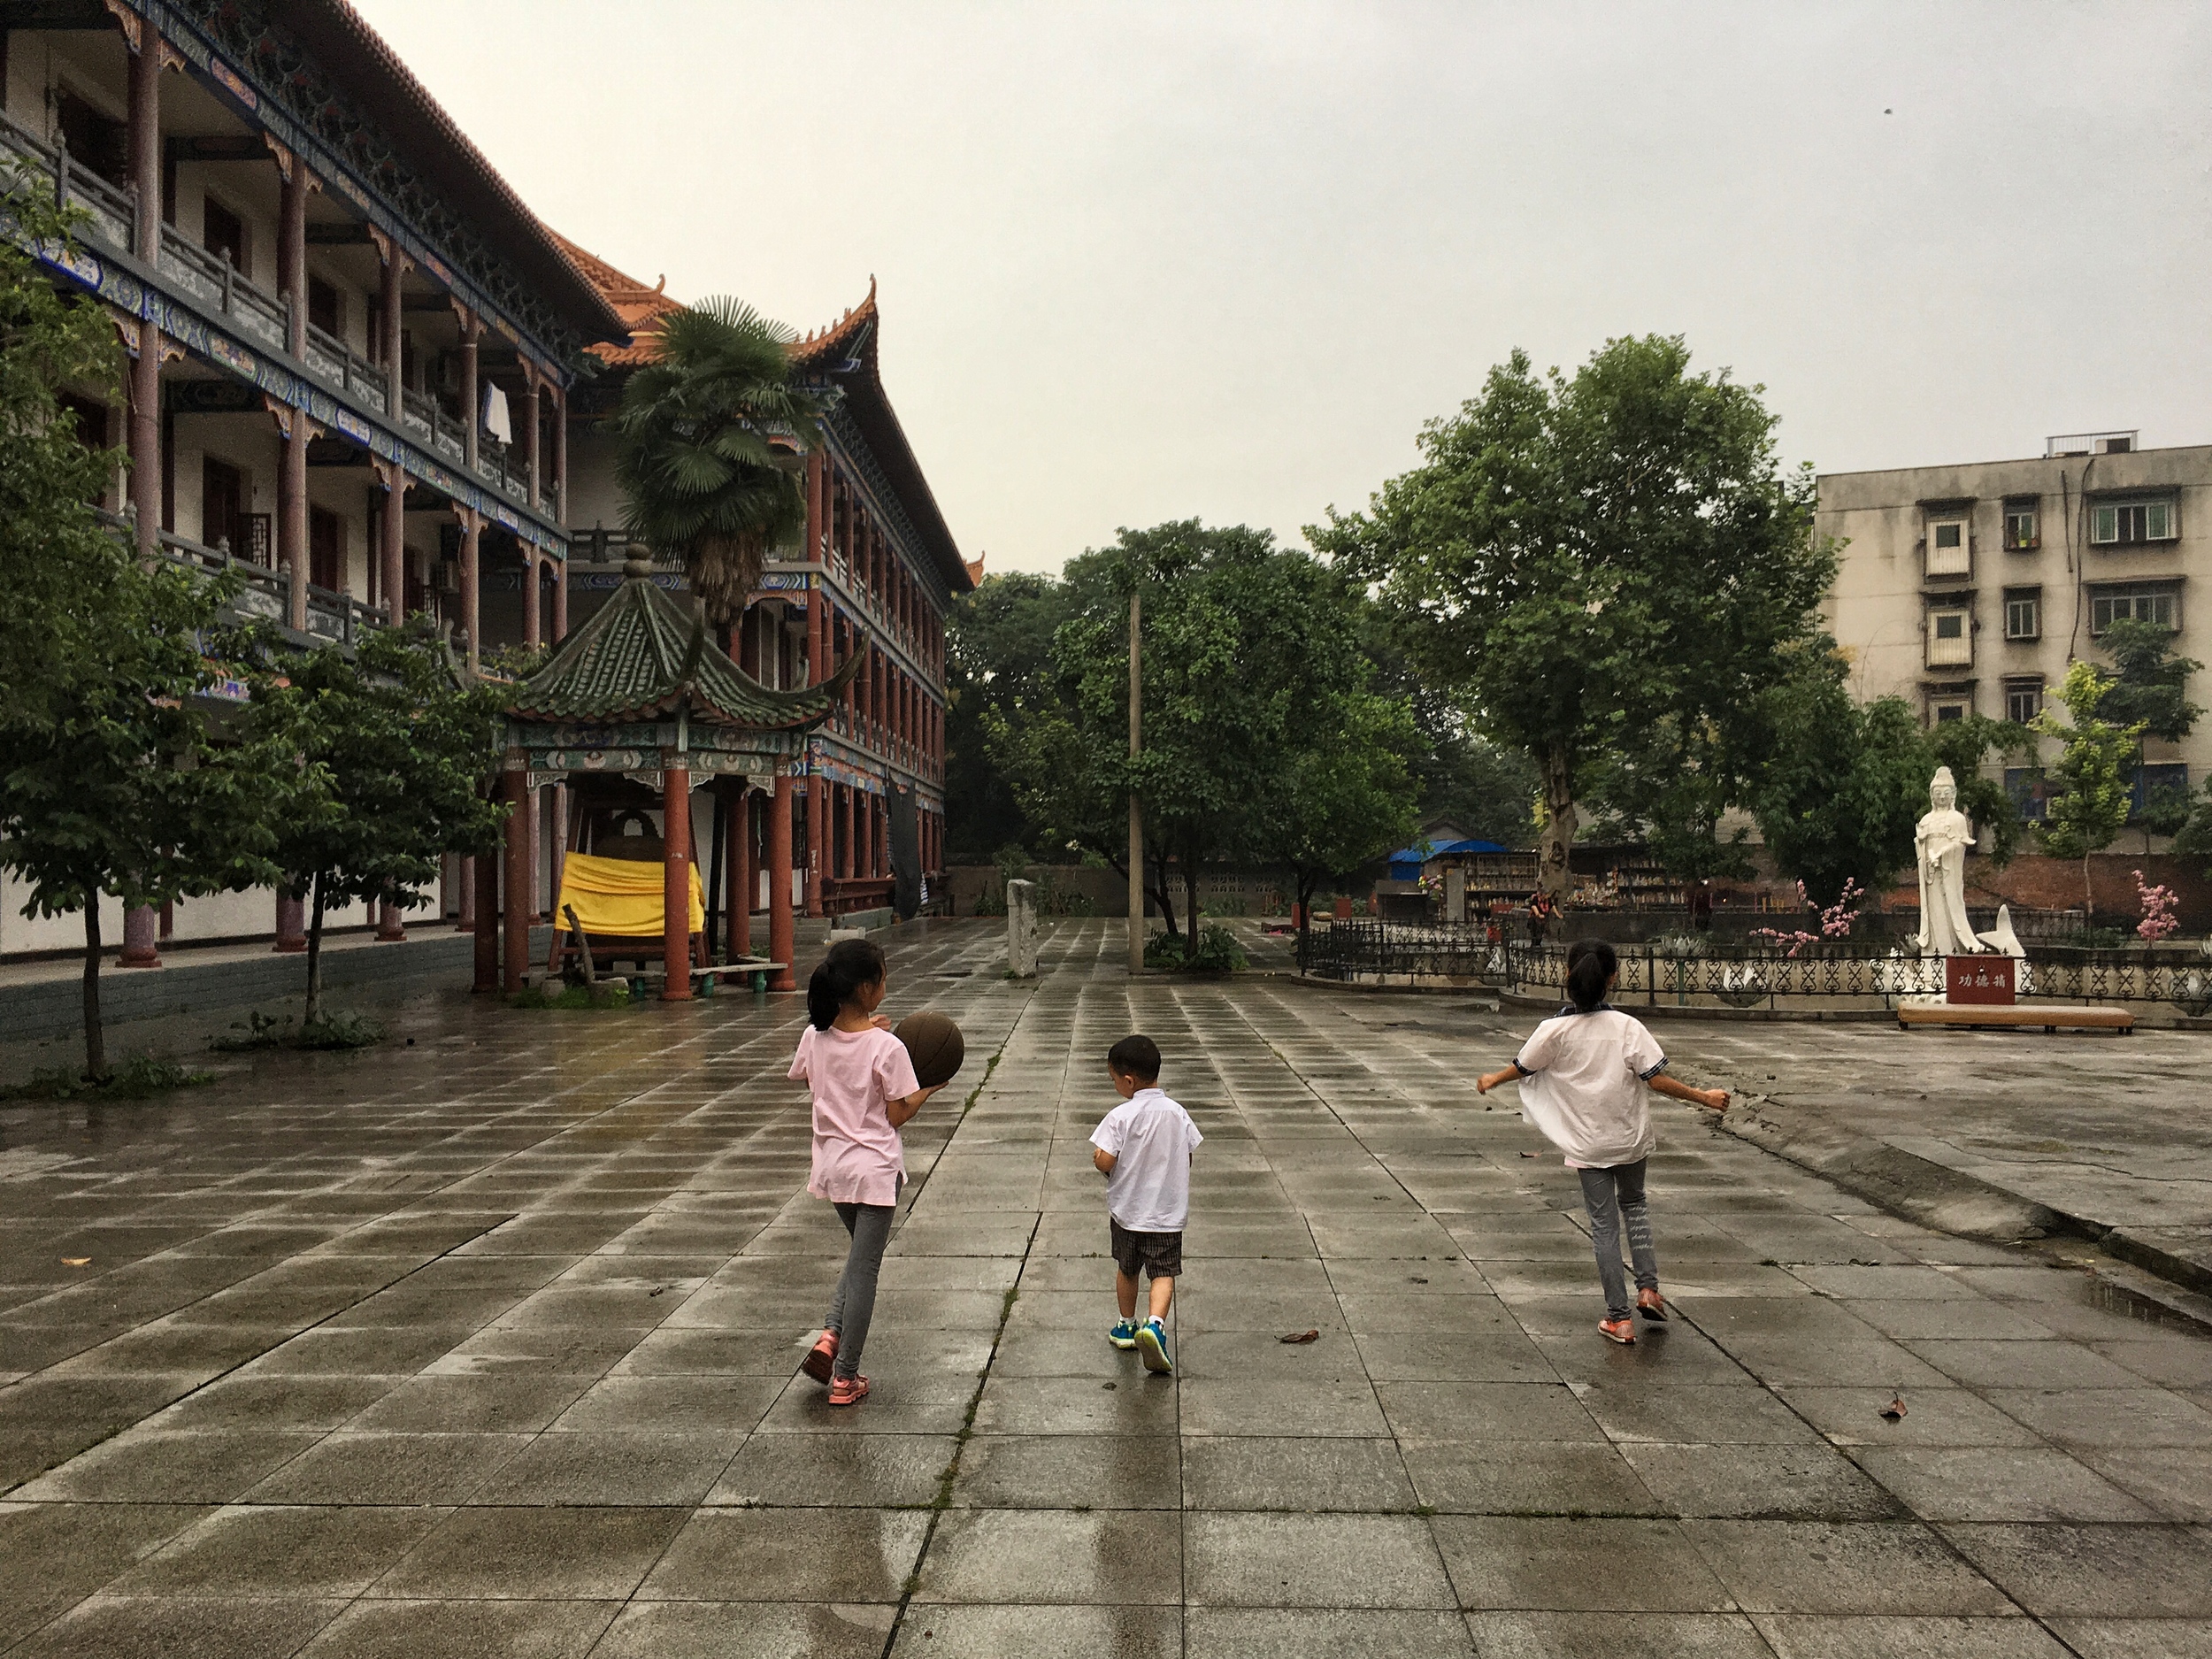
[1136,1316,1172,1374]
[1107,1318,1140,1350]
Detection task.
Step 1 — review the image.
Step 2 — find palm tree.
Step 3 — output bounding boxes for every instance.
[611,297,832,625]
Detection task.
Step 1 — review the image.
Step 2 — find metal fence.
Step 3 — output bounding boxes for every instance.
[1296,922,2212,1016]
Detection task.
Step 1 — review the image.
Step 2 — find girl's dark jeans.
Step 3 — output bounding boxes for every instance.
[1577,1158,1658,1320]
[826,1202,895,1379]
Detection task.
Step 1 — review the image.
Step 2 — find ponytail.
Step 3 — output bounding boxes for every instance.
[1564,938,1617,1013]
[807,937,886,1030]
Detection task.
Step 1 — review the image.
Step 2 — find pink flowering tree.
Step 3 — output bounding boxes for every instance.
[1752,876,1865,957]
[2135,869,2180,942]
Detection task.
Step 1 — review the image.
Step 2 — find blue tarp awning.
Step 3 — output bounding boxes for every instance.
[1386,838,1509,879]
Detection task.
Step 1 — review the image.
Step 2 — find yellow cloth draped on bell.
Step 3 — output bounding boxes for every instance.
[556,852,705,937]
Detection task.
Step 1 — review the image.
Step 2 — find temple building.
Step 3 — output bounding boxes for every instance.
[0,0,625,956]
[557,241,971,934]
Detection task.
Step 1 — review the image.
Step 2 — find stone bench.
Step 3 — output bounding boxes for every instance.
[1898,1002,2136,1034]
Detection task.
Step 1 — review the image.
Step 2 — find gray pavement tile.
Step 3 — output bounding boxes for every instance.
[1778,1386,2043,1448]
[341,1373,591,1434]
[1177,1329,1378,1382]
[1617,1443,1905,1519]
[2042,1618,2212,1657]
[1185,1607,1475,1656]
[1854,1447,2161,1522]
[1750,1614,2073,1656]
[1182,1435,1416,1511]
[465,1430,742,1505]
[889,1603,1179,1657]
[1350,1327,1559,1383]
[1711,1337,1954,1390]
[142,1377,403,1432]
[971,1373,1179,1436]
[1939,1522,2212,1617]
[1905,1340,2154,1390]
[638,1507,929,1602]
[1839,1300,2059,1341]
[990,1325,1134,1376]
[950,1433,1179,1509]
[292,1597,618,1658]
[1686,1519,2017,1615]
[231,1325,472,1376]
[1982,1388,2212,1448]
[1401,1439,1660,1516]
[1171,1291,1348,1335]
[421,1327,644,1377]
[544,1372,787,1432]
[599,1601,896,1659]
[0,1373,204,1432]
[8,1593,345,1659]
[13,1429,322,1502]
[1323,1258,1495,1294]
[42,1323,301,1380]
[241,1431,528,1504]
[106,1502,442,1596]
[1375,1381,1605,1442]
[2092,1338,2212,1391]
[0,1502,212,1633]
[1463,1610,1772,1657]
[713,1432,956,1507]
[1572,1381,1816,1444]
[1181,1374,1388,1436]
[367,1504,687,1600]
[2074,1447,2212,1523]
[1432,1516,1735,1611]
[608,1327,821,1375]
[915,1508,1181,1604]
[1184,1510,1455,1608]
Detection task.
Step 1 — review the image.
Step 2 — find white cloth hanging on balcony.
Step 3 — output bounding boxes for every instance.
[480,383,513,445]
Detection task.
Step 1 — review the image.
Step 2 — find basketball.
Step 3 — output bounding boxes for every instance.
[895,1010,965,1089]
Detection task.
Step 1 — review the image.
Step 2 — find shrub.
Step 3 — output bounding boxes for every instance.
[296,1011,385,1049]
[1145,924,1248,974]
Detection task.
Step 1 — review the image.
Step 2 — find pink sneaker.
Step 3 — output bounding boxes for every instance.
[802,1331,838,1384]
[827,1373,869,1407]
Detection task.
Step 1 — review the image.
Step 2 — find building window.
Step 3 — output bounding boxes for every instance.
[1929,693,1971,725]
[2004,678,2043,725]
[1925,518,1970,577]
[2003,588,2040,641]
[2132,763,2190,822]
[2002,501,2039,549]
[2005,767,2050,822]
[1926,605,1972,667]
[307,275,344,340]
[309,506,344,592]
[2090,499,2176,545]
[203,195,248,273]
[2089,586,2178,634]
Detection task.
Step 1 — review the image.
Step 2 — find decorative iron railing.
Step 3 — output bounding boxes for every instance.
[0,109,136,253]
[303,320,386,415]
[157,227,289,353]
[1295,922,2212,1017]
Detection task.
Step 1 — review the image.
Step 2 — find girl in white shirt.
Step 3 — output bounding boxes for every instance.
[1478,939,1729,1345]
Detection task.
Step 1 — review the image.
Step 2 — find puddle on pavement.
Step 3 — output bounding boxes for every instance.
[2083,1271,2212,1333]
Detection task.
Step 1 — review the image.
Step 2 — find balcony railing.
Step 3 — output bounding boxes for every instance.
[303,321,387,417]
[157,227,289,353]
[481,434,532,504]
[402,388,467,465]
[0,107,137,254]
[152,525,387,645]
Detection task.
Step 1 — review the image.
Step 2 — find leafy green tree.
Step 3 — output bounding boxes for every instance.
[2,565,294,1079]
[1314,335,1833,896]
[945,572,1071,862]
[1265,689,1421,934]
[2097,616,2201,742]
[242,623,510,1023]
[611,298,833,625]
[1356,614,1538,848]
[2033,660,2143,919]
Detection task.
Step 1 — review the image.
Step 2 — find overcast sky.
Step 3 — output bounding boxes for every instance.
[357,1,2211,576]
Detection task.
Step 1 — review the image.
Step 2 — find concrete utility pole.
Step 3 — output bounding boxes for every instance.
[1127,587,1143,976]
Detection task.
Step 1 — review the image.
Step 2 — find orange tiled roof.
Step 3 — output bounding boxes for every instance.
[964,554,987,587]
[549,232,682,367]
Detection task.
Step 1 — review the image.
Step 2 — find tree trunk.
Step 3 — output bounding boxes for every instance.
[1148,847,1178,939]
[1183,854,1201,950]
[82,903,106,1081]
[305,874,327,1025]
[1539,745,1578,899]
[1295,868,1318,941]
[2082,854,2094,923]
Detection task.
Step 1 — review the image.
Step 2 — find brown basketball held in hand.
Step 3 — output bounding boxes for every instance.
[895,1011,965,1089]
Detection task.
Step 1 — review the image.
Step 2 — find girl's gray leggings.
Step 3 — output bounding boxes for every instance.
[1578,1159,1658,1320]
[826,1202,895,1379]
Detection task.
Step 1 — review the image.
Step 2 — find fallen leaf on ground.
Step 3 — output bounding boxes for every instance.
[1879,1395,1907,1422]
[61,1257,89,1267]
[1518,1151,1537,1158]
[1279,1329,1320,1344]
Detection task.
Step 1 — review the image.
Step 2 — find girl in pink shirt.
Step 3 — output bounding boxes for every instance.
[790,939,944,1406]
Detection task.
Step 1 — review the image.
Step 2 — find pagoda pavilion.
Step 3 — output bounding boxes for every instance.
[481,555,857,999]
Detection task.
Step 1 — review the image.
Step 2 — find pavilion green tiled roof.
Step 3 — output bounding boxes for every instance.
[509,562,858,728]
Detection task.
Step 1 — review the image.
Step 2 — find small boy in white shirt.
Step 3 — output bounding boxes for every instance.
[1089,1034,1202,1375]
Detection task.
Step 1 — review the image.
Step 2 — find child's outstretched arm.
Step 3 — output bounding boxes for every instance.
[1647,1071,1728,1112]
[1474,1064,1525,1094]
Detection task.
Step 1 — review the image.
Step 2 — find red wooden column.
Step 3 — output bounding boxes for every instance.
[523,549,541,649]
[125,21,161,563]
[473,839,500,991]
[662,757,692,1001]
[454,505,482,674]
[502,762,530,992]
[726,787,751,959]
[768,772,795,990]
[804,583,826,919]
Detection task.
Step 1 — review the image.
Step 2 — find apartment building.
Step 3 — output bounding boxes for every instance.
[0,0,625,956]
[1817,433,2211,819]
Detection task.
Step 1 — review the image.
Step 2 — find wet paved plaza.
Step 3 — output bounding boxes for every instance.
[4,918,2212,1657]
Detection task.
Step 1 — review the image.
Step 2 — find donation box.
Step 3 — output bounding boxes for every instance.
[1947,956,2016,1005]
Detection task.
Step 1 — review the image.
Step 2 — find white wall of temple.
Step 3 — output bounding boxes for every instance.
[564,429,623,534]
[0,877,376,957]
